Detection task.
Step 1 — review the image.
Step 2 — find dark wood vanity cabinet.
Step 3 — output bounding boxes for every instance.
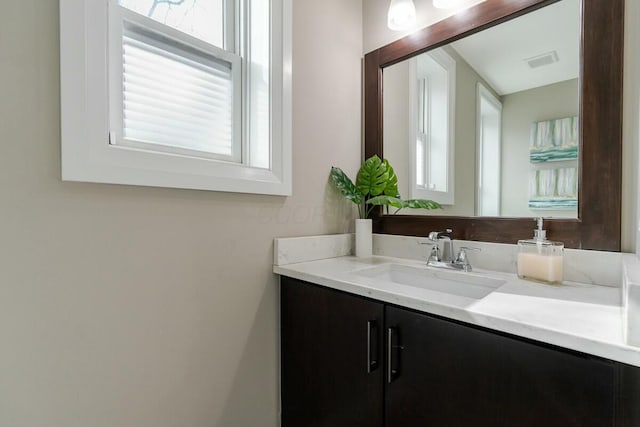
[281,277,384,427]
[281,277,639,427]
[385,306,615,427]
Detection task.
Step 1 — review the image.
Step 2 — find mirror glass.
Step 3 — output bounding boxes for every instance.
[383,0,580,218]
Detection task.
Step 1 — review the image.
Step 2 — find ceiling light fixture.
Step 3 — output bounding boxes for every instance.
[432,0,465,9]
[387,0,417,31]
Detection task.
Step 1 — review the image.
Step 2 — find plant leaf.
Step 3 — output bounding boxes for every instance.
[403,199,442,210]
[382,159,399,197]
[366,195,404,209]
[356,155,389,197]
[330,166,364,205]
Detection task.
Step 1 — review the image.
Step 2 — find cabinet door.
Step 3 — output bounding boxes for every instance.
[385,305,505,426]
[617,363,640,427]
[281,277,384,427]
[497,329,615,427]
[385,306,616,427]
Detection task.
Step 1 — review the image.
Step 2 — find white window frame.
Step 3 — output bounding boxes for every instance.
[60,0,292,196]
[408,48,456,205]
[109,6,243,163]
[476,82,503,216]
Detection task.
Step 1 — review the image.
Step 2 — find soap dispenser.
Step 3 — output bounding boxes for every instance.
[517,217,564,284]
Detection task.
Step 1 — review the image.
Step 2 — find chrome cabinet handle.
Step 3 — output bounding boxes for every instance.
[387,327,399,383]
[387,328,393,383]
[387,327,404,383]
[367,320,379,373]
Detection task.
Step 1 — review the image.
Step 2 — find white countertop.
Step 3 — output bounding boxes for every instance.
[274,255,640,367]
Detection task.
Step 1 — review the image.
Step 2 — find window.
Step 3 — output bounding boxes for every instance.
[476,83,502,216]
[408,48,455,205]
[60,0,291,195]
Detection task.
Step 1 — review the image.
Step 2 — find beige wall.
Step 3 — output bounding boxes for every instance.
[0,1,362,426]
[445,46,497,216]
[364,0,639,252]
[501,79,579,218]
[382,61,411,204]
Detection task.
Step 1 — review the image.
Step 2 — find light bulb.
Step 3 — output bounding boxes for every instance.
[387,0,417,31]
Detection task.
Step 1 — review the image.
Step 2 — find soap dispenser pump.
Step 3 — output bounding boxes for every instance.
[517,217,564,284]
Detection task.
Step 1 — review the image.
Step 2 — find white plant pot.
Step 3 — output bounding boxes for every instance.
[355,218,373,257]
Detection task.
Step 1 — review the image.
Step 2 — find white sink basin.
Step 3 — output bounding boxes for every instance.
[353,263,505,299]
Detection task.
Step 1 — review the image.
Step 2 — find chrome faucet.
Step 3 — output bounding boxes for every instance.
[428,229,454,262]
[422,229,480,272]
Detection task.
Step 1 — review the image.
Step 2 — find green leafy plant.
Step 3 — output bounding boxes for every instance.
[330,155,441,218]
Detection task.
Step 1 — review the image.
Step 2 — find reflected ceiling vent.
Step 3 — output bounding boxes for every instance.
[524,51,559,69]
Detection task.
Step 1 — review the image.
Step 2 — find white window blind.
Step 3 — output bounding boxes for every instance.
[117,21,241,161]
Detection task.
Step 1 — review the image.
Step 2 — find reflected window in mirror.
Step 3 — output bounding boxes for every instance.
[477,82,502,216]
[410,49,456,205]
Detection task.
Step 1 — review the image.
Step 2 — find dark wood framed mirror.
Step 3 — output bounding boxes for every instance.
[364,0,623,251]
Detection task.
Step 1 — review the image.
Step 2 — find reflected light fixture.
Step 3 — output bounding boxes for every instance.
[387,0,417,31]
[433,0,465,9]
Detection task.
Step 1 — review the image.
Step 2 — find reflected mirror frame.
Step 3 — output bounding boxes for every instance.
[364,0,623,251]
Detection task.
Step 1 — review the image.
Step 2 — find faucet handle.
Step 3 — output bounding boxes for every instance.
[429,245,442,262]
[457,246,481,255]
[455,247,481,266]
[418,239,440,262]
